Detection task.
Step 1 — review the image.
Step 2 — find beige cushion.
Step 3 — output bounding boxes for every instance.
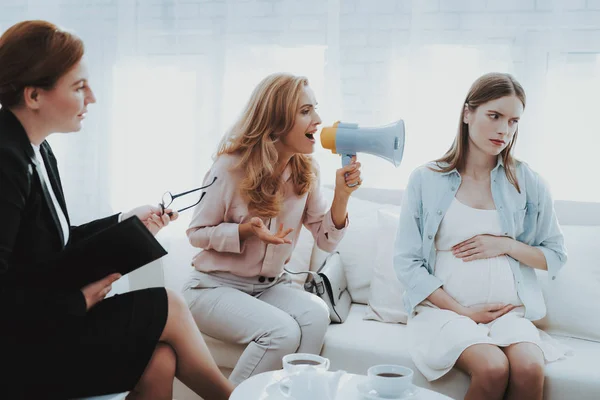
[312,188,400,304]
[364,208,408,324]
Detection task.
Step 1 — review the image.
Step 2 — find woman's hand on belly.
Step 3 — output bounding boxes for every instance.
[452,234,513,262]
[461,303,517,324]
[428,288,515,324]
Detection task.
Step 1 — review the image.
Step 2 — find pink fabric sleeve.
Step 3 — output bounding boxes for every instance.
[186,160,243,253]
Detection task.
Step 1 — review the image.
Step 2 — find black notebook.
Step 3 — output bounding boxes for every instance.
[33,216,168,290]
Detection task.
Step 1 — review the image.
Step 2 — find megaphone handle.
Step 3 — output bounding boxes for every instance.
[342,154,359,187]
[341,154,354,167]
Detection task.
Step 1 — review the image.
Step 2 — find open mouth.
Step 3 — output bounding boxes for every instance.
[305,133,315,140]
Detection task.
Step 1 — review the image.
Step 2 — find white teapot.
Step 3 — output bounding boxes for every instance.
[278,369,345,400]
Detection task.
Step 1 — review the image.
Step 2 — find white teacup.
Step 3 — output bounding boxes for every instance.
[282,353,330,374]
[277,370,345,400]
[367,364,414,398]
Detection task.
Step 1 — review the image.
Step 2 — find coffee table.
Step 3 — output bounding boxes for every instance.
[230,370,454,399]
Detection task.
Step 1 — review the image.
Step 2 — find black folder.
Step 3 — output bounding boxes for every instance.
[33,216,168,290]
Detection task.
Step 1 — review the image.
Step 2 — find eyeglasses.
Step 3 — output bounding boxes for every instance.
[160,176,217,216]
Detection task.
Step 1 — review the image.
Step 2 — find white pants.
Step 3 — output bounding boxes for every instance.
[183,270,331,385]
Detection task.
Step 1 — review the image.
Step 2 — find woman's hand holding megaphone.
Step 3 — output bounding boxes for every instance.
[335,156,362,196]
[329,156,362,230]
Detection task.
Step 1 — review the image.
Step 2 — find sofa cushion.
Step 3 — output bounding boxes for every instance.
[322,304,600,400]
[535,265,600,343]
[559,225,600,282]
[364,208,408,324]
[311,188,400,304]
[531,225,600,342]
[543,335,600,400]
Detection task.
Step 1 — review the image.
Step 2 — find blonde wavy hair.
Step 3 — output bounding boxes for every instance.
[217,73,316,218]
[432,72,526,193]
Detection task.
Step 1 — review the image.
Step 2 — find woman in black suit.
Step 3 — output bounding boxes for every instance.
[0,20,234,399]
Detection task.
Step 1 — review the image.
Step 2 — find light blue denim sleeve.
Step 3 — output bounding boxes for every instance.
[393,169,443,312]
[532,176,568,280]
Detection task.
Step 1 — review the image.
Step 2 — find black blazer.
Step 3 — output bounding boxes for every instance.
[0,107,119,321]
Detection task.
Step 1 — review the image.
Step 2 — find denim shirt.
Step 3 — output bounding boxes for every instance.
[393,158,567,321]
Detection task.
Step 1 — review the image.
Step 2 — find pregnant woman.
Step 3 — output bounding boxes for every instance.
[394,72,570,400]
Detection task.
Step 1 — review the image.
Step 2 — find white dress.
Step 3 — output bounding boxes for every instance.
[408,198,570,381]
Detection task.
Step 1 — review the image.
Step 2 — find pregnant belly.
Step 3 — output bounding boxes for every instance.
[434,252,522,308]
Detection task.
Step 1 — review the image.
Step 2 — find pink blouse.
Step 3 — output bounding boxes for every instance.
[187,154,348,277]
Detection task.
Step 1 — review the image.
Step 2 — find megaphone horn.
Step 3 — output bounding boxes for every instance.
[320,120,406,186]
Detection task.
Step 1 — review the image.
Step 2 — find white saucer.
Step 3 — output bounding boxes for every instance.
[356,381,420,400]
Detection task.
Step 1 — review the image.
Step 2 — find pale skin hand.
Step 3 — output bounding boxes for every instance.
[122,205,179,236]
[462,303,517,324]
[239,217,293,245]
[331,156,363,229]
[453,233,548,270]
[452,234,513,261]
[334,157,362,197]
[427,288,516,324]
[81,272,121,311]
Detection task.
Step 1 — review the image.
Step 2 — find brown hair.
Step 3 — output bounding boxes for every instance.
[217,73,315,218]
[432,72,526,192]
[0,20,84,108]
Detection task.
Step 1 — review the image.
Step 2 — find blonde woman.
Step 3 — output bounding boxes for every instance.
[182,73,362,385]
[395,73,569,400]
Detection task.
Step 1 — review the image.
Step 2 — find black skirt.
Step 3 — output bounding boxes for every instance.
[2,287,168,399]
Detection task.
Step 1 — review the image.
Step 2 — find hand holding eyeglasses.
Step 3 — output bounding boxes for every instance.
[121,205,179,236]
[239,217,293,245]
[121,177,216,235]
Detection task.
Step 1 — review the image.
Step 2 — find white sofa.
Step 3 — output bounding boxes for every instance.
[130,186,600,400]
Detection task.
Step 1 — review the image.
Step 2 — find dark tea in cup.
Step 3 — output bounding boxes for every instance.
[282,353,330,374]
[367,365,414,397]
[288,359,322,366]
[376,372,405,378]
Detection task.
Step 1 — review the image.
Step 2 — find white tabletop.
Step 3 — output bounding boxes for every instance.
[74,393,128,400]
[230,370,454,400]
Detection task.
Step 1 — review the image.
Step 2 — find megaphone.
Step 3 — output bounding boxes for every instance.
[320,119,406,170]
